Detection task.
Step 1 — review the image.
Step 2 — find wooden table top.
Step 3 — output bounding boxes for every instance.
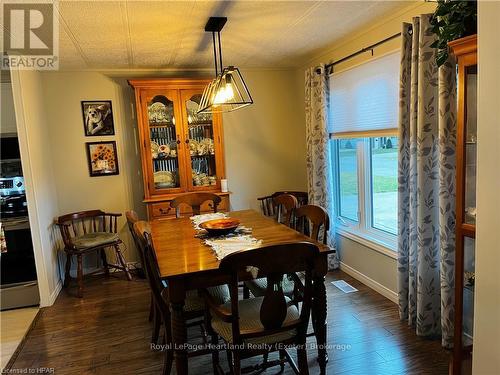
[150,209,332,279]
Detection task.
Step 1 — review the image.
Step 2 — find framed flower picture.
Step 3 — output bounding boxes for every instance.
[81,100,115,136]
[85,141,119,177]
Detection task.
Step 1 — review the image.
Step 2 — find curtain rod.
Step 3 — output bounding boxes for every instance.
[324,27,412,72]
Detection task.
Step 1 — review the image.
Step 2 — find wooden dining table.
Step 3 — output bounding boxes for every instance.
[150,209,333,374]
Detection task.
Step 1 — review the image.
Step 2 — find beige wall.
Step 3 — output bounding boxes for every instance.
[222,70,307,210]
[294,1,436,295]
[473,1,500,373]
[40,72,143,266]
[38,68,306,265]
[10,70,62,307]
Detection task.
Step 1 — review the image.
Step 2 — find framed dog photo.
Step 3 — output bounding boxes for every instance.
[86,141,119,177]
[81,100,115,136]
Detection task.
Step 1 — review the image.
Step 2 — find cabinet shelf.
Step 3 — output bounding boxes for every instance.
[149,122,175,127]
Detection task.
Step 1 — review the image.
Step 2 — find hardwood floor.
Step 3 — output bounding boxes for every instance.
[8,271,449,374]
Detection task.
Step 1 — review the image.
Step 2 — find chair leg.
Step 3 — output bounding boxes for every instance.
[76,254,84,298]
[243,284,250,299]
[262,351,269,367]
[297,347,309,375]
[152,305,161,344]
[64,253,72,288]
[100,248,109,276]
[226,350,234,374]
[211,333,219,374]
[279,349,286,372]
[114,244,132,281]
[148,293,154,322]
[233,351,241,375]
[162,324,173,375]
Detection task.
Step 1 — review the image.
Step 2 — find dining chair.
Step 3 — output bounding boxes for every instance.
[245,204,330,303]
[125,210,146,279]
[273,193,298,227]
[126,211,155,324]
[294,204,330,245]
[257,191,308,219]
[56,210,132,298]
[134,221,230,374]
[170,192,222,218]
[203,241,318,374]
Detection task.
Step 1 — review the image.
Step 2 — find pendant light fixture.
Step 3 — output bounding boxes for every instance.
[197,17,253,114]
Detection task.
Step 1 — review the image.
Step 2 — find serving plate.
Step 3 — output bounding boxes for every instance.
[200,218,240,236]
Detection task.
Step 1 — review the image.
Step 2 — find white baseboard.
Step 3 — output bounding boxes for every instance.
[45,279,62,307]
[339,262,398,304]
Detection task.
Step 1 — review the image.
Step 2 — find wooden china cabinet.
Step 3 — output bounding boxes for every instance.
[128,79,229,219]
[449,35,477,375]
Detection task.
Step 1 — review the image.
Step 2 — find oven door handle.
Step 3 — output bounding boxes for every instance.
[1,217,30,230]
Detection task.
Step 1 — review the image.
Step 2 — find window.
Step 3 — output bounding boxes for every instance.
[329,52,399,252]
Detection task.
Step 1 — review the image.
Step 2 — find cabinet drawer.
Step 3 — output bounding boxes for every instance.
[149,195,229,219]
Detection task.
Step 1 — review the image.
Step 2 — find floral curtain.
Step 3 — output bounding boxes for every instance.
[305,65,338,270]
[397,15,457,348]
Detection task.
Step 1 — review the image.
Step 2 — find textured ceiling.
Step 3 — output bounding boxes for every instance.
[5,1,412,70]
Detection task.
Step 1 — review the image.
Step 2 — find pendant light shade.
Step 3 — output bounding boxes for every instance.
[197,18,253,114]
[198,66,253,113]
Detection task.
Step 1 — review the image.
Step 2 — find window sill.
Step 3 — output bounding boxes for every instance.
[336,227,397,259]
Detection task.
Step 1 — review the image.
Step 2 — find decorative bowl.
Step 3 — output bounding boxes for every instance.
[200,218,240,236]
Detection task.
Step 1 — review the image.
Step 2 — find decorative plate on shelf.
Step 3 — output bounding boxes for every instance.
[154,171,175,188]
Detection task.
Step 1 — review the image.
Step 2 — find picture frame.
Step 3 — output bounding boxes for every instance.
[81,100,115,136]
[85,141,119,177]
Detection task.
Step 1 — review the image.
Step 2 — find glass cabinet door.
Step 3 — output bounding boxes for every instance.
[462,236,475,346]
[143,90,185,193]
[464,65,477,225]
[181,90,220,191]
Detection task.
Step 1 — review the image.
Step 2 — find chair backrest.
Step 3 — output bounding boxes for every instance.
[56,210,121,248]
[219,241,318,345]
[257,191,308,219]
[273,191,308,207]
[126,210,146,272]
[273,193,298,227]
[133,221,168,316]
[170,192,222,218]
[295,205,330,244]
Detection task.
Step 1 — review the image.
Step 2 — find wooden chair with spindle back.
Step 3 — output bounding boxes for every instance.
[56,210,132,298]
[125,210,146,278]
[170,192,222,218]
[126,211,155,322]
[203,242,318,374]
[257,191,308,220]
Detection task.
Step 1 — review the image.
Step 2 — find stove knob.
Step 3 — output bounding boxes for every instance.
[16,181,23,187]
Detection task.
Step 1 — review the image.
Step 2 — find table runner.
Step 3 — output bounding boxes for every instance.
[190,213,262,260]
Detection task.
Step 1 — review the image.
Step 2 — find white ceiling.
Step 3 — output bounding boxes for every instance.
[8,1,412,70]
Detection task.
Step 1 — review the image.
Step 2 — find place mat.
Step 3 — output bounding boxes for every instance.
[205,235,263,260]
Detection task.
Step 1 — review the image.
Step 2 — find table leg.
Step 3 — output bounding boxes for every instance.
[313,274,328,374]
[169,284,188,375]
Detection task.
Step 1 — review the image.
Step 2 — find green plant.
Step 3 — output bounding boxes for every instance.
[430,0,477,67]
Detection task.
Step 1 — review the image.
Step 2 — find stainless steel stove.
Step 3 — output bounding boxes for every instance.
[0,136,39,310]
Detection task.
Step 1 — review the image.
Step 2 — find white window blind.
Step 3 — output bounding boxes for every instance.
[329,51,400,138]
